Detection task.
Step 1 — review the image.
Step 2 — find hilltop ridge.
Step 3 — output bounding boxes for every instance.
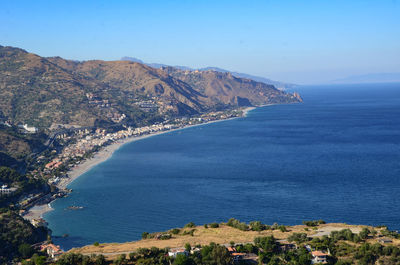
[0,45,301,132]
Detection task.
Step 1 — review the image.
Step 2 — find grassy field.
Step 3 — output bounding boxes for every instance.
[70,223,374,257]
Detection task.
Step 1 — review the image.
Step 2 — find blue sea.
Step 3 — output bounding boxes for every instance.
[45,83,400,250]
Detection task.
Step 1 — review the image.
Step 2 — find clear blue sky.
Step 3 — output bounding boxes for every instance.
[1,0,399,84]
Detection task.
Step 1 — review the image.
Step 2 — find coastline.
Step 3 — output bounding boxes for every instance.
[30,106,258,220]
[59,106,257,190]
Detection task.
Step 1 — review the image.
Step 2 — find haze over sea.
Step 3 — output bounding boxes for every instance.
[45,83,400,250]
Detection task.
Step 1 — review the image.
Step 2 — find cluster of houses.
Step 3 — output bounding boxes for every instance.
[167,245,257,263]
[45,160,63,170]
[36,108,242,186]
[226,246,258,262]
[167,242,331,264]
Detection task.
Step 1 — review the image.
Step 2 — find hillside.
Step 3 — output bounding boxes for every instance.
[121,56,296,90]
[0,45,301,131]
[47,58,208,115]
[163,67,301,107]
[0,46,107,129]
[69,220,400,264]
[71,223,366,256]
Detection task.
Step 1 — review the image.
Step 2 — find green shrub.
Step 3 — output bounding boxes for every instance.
[279,225,288,232]
[303,220,326,227]
[141,232,149,239]
[184,222,195,228]
[209,223,219,228]
[250,221,266,231]
[226,218,249,231]
[170,228,181,234]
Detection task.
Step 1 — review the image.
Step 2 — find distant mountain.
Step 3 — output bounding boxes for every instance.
[162,67,302,107]
[121,57,296,90]
[0,44,301,131]
[197,67,297,90]
[333,73,400,84]
[121,57,192,71]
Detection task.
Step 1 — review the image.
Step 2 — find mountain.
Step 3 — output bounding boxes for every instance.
[121,57,192,71]
[121,57,295,89]
[198,67,296,90]
[162,67,301,107]
[333,73,400,84]
[0,46,107,129]
[0,45,301,131]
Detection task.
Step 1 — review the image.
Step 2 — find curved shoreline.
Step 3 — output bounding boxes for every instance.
[60,106,256,189]
[32,106,257,220]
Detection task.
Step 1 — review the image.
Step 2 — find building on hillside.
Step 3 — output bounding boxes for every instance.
[231,252,246,262]
[45,161,63,170]
[311,250,329,264]
[226,246,246,262]
[227,247,237,253]
[40,244,63,259]
[168,248,189,258]
[0,184,17,196]
[20,124,38,133]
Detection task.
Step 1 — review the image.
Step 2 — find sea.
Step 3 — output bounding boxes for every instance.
[44,83,400,250]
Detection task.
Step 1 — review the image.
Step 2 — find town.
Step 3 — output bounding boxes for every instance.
[6,109,244,227]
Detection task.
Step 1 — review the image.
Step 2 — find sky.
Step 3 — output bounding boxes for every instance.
[1,0,399,84]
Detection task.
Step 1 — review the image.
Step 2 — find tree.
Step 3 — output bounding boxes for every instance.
[279,225,288,232]
[185,243,192,252]
[201,243,232,265]
[209,223,219,228]
[115,254,126,265]
[32,254,46,265]
[128,252,136,261]
[254,236,279,254]
[95,254,106,265]
[185,222,195,228]
[173,254,193,265]
[18,243,34,259]
[250,221,266,231]
[142,232,149,239]
[359,228,370,240]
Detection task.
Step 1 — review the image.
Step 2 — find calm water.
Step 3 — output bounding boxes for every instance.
[45,83,400,250]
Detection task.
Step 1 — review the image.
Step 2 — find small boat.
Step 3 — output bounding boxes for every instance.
[67,206,84,210]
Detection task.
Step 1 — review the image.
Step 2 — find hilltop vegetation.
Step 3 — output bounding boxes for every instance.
[0,44,301,131]
[0,124,47,169]
[0,209,47,263]
[67,220,400,265]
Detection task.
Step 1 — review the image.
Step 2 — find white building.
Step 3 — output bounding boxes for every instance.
[311,251,328,264]
[168,248,189,258]
[22,124,38,133]
[0,184,17,195]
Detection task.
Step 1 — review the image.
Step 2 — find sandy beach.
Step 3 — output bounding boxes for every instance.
[58,106,257,190]
[25,106,257,220]
[23,204,53,221]
[56,131,171,189]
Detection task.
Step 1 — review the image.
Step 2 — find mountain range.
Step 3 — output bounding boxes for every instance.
[0,45,301,132]
[332,72,400,84]
[120,56,296,90]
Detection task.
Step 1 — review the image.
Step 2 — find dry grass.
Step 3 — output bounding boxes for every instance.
[70,223,372,256]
